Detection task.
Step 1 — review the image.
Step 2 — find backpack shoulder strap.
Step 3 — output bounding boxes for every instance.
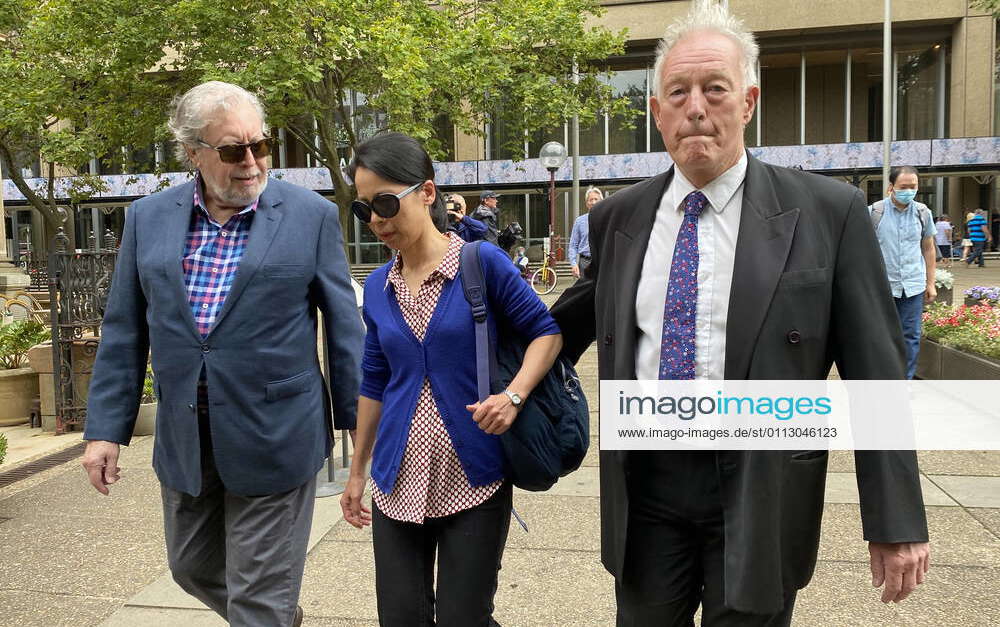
[869,199,885,230]
[459,241,495,402]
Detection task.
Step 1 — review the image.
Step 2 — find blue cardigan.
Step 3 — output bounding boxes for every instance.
[360,242,559,494]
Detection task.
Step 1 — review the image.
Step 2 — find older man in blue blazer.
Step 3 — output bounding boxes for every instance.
[81,81,363,627]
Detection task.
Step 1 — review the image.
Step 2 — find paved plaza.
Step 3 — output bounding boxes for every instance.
[1,262,999,626]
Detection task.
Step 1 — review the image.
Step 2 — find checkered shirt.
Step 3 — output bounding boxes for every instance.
[182,176,259,337]
[371,232,503,523]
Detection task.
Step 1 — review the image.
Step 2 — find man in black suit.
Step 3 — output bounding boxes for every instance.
[550,3,930,625]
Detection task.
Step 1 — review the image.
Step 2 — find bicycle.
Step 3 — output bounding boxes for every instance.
[530,248,559,295]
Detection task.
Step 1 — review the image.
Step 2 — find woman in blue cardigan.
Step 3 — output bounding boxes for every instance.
[340,132,562,626]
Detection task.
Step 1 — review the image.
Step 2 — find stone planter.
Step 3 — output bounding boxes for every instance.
[917,338,1000,380]
[0,367,40,426]
[27,337,98,432]
[133,402,157,436]
[934,286,953,306]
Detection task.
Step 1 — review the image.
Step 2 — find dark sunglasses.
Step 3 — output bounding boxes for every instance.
[351,182,423,223]
[197,137,273,164]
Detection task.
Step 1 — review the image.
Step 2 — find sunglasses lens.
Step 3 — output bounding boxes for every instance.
[250,138,272,159]
[217,145,245,163]
[351,201,373,223]
[371,195,401,219]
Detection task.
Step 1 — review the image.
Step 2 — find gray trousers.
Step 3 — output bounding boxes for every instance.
[161,451,316,627]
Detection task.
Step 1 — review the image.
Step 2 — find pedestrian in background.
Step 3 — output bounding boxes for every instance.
[965,208,992,268]
[568,186,604,278]
[446,193,488,242]
[471,190,500,245]
[934,215,952,267]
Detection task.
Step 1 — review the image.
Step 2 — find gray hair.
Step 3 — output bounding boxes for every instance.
[651,0,759,99]
[168,81,268,168]
[585,186,604,199]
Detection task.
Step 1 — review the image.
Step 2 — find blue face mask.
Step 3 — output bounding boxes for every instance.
[893,189,917,205]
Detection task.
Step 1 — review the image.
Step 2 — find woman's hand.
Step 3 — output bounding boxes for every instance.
[340,474,372,528]
[466,393,519,435]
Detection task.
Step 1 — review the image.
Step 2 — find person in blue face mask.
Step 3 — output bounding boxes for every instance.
[868,165,937,379]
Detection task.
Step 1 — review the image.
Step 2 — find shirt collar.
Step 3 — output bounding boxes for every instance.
[193,172,260,220]
[385,231,465,290]
[670,151,748,215]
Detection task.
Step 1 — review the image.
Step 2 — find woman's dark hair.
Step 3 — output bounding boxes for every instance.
[348,132,447,232]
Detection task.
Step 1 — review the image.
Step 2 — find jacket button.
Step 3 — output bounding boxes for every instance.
[604,334,613,346]
[787,330,801,344]
[188,403,195,412]
[201,344,211,353]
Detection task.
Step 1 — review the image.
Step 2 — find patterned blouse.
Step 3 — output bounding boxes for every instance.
[371,232,503,523]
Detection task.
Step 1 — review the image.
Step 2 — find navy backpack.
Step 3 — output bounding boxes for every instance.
[459,241,589,492]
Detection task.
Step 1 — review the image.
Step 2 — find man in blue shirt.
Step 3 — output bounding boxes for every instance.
[568,186,604,278]
[965,208,992,268]
[870,165,937,379]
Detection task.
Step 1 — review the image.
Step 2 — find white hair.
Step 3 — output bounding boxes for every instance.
[168,81,268,168]
[585,186,604,199]
[651,0,759,98]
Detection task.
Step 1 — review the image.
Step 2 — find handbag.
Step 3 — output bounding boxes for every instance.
[459,241,589,492]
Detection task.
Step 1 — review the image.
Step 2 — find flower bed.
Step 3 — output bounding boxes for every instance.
[963,286,1000,307]
[923,302,1000,362]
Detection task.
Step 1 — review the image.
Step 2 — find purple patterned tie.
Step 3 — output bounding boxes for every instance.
[659,190,707,380]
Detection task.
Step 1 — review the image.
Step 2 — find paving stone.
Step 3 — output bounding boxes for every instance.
[817,503,1000,567]
[494,547,614,627]
[796,561,999,626]
[926,475,1000,508]
[506,493,601,552]
[0,465,163,520]
[581,436,600,467]
[298,540,379,620]
[824,472,957,506]
[0,590,119,627]
[99,607,225,626]
[0,513,166,600]
[968,508,1000,538]
[917,450,1000,476]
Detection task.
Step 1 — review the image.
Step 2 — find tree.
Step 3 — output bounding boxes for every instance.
[0,0,178,249]
[165,0,631,223]
[971,0,999,16]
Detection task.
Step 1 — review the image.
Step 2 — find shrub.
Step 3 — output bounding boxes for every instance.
[142,364,156,403]
[0,432,7,465]
[0,320,49,369]
[963,286,1000,304]
[934,269,953,290]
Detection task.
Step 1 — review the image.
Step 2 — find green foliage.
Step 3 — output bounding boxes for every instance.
[971,0,1000,16]
[0,320,49,369]
[923,302,1000,360]
[165,0,631,209]
[0,432,7,465]
[142,364,156,403]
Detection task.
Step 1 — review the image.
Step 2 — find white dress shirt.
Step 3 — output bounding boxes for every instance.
[635,152,747,381]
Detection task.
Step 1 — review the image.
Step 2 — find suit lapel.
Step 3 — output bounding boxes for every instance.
[164,181,201,340]
[207,183,285,337]
[725,155,799,378]
[614,170,673,380]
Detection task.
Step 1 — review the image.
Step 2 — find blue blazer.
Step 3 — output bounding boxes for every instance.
[360,242,559,494]
[84,178,364,496]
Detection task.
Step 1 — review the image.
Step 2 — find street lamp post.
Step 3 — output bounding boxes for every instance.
[538,141,568,242]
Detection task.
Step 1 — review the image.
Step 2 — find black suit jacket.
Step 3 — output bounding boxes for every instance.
[550,154,929,614]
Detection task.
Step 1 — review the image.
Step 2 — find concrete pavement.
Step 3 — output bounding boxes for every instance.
[2,277,999,625]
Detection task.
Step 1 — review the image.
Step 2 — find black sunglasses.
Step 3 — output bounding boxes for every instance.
[351,182,423,223]
[197,137,273,164]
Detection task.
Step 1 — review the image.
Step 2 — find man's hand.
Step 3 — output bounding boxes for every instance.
[571,264,580,278]
[81,440,121,495]
[869,541,930,603]
[466,394,519,435]
[925,284,937,304]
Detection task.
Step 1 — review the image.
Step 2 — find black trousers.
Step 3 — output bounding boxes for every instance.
[616,452,796,627]
[372,482,513,627]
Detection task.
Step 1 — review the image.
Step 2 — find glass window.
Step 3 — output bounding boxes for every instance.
[896,45,942,140]
[849,48,884,142]
[527,125,566,161]
[804,50,847,144]
[760,52,801,146]
[527,193,553,242]
[578,117,605,156]
[996,21,1000,135]
[432,114,456,161]
[608,68,648,154]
